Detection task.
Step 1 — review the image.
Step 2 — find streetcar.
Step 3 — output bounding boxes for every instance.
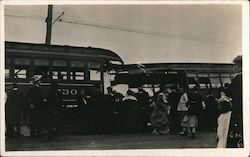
[109,63,237,96]
[5,41,123,129]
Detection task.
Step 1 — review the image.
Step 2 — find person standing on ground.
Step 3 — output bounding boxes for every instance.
[216,88,232,148]
[150,86,171,135]
[26,75,44,138]
[177,87,189,135]
[204,89,218,131]
[104,87,117,133]
[135,87,150,132]
[5,83,26,138]
[76,90,90,134]
[168,85,181,132]
[46,81,62,141]
[182,87,205,138]
[226,55,243,148]
[120,90,138,133]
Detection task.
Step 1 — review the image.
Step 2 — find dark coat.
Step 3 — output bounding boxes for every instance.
[77,95,89,117]
[187,92,203,116]
[26,86,44,111]
[227,73,243,148]
[47,89,62,112]
[168,91,181,110]
[104,93,116,114]
[205,95,218,116]
[5,89,25,121]
[135,91,149,107]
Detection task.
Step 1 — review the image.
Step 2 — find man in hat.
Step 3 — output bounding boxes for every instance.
[226,55,243,148]
[26,75,44,137]
[46,81,62,141]
[5,83,26,138]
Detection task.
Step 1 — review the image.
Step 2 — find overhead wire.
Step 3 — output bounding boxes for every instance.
[5,13,241,48]
[59,18,241,48]
[5,14,45,21]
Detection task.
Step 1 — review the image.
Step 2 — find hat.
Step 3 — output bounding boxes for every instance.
[31,75,42,83]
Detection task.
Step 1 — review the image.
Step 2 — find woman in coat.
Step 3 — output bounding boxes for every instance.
[150,87,171,135]
[181,87,205,138]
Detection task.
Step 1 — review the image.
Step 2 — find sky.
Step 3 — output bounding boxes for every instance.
[4,4,242,64]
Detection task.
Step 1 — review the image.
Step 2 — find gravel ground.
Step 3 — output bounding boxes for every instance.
[6,131,217,151]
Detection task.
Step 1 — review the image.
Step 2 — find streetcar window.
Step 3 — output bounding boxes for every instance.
[61,71,68,80]
[70,71,84,80]
[209,73,219,77]
[189,84,197,89]
[34,66,49,78]
[221,78,231,85]
[75,72,84,80]
[14,68,27,79]
[199,84,207,89]
[52,71,59,79]
[220,74,230,77]
[34,59,49,66]
[53,60,67,67]
[199,77,210,89]
[88,62,101,69]
[199,77,210,84]
[5,69,9,78]
[15,58,30,65]
[210,78,221,88]
[90,70,101,81]
[52,70,68,80]
[188,77,197,89]
[198,74,208,77]
[187,73,196,77]
[71,61,85,68]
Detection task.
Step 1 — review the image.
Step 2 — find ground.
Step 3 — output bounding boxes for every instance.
[6,131,217,151]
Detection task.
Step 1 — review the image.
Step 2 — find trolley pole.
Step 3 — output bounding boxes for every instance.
[45,5,53,45]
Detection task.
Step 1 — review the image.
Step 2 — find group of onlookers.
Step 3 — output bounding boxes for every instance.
[5,56,243,148]
[5,75,62,141]
[76,86,151,134]
[148,74,242,148]
[149,85,206,138]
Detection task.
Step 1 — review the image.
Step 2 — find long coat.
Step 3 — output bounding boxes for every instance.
[226,73,243,148]
[150,93,169,127]
[187,92,203,116]
[6,89,26,123]
[26,85,44,111]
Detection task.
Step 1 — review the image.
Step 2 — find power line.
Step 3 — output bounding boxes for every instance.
[59,18,241,48]
[5,13,241,48]
[5,14,45,21]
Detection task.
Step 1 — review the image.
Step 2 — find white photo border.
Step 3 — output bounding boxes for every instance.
[0,0,249,156]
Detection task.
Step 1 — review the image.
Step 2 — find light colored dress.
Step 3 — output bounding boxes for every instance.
[217,111,232,148]
[217,94,232,148]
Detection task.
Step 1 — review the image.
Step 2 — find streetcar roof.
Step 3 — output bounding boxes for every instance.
[5,41,123,64]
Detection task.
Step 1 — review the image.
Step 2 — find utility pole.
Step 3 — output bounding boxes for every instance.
[45,5,53,45]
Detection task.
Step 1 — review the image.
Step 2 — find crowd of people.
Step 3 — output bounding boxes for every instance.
[5,56,243,148]
[5,75,62,141]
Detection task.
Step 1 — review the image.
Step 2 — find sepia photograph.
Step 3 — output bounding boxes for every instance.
[0,0,249,156]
